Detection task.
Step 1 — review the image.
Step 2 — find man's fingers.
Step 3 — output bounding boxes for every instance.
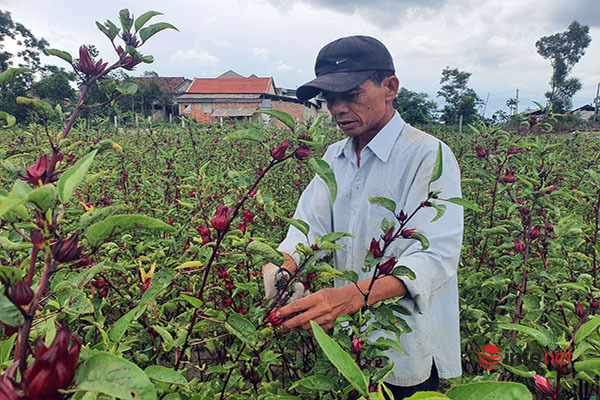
[278,293,317,318]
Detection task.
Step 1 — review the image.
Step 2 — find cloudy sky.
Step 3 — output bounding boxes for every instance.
[2,0,600,115]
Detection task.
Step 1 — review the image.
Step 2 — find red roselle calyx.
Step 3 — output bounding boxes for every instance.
[397,210,407,222]
[295,147,312,160]
[369,238,383,258]
[24,153,61,186]
[400,228,416,239]
[268,308,284,326]
[76,45,107,77]
[513,239,526,253]
[51,232,83,263]
[30,229,45,249]
[242,210,254,223]
[24,326,81,400]
[529,225,542,240]
[0,369,18,400]
[382,226,395,243]
[352,335,364,355]
[503,170,516,183]
[475,146,487,158]
[378,257,396,275]
[533,375,555,398]
[211,203,232,230]
[575,302,585,318]
[196,225,210,236]
[271,140,291,161]
[7,280,34,306]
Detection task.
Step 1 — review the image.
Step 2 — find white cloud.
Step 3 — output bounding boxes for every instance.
[252,47,270,61]
[276,61,299,72]
[168,49,218,67]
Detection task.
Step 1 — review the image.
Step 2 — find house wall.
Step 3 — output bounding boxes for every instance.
[271,101,318,125]
[179,101,260,123]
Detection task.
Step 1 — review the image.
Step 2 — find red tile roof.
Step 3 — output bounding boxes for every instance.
[134,77,186,94]
[186,77,273,94]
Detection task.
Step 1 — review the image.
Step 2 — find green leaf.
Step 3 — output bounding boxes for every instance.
[320,232,354,242]
[225,313,258,346]
[26,183,57,212]
[96,20,120,41]
[405,392,449,399]
[46,48,73,63]
[139,22,179,44]
[445,381,531,399]
[588,169,600,187]
[445,197,481,212]
[410,233,429,251]
[134,11,163,32]
[109,308,139,343]
[116,82,138,96]
[0,295,24,326]
[16,97,53,118]
[119,9,133,32]
[497,323,550,346]
[152,325,175,352]
[180,294,203,309]
[144,365,187,386]
[85,215,175,247]
[57,150,98,204]
[0,111,16,128]
[255,109,295,132]
[310,321,369,396]
[574,358,600,375]
[246,240,286,263]
[224,128,265,143]
[430,201,446,222]
[392,265,416,280]
[500,363,536,378]
[309,158,337,205]
[372,336,403,353]
[0,180,31,220]
[280,216,309,236]
[308,113,328,136]
[0,67,33,86]
[369,196,397,213]
[289,374,336,391]
[430,142,443,183]
[0,266,24,286]
[74,352,157,400]
[0,330,17,363]
[574,315,600,345]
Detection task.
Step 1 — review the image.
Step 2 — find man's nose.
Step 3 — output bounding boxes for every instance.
[328,99,349,115]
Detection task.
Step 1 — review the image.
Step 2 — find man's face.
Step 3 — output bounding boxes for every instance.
[323,76,397,142]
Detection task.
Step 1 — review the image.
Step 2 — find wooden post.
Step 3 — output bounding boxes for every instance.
[114,116,117,127]
[459,114,463,134]
[135,113,139,127]
[515,89,519,115]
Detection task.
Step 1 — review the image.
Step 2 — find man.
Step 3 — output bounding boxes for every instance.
[264,35,463,399]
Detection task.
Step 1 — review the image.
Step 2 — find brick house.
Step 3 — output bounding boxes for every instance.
[176,71,322,125]
[132,76,191,120]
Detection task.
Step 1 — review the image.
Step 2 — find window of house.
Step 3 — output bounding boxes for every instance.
[261,99,271,110]
[203,104,212,113]
[183,104,191,114]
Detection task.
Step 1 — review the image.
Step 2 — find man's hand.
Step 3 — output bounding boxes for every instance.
[262,263,305,302]
[277,285,363,331]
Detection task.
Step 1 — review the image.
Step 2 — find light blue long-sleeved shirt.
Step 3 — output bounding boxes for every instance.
[278,112,463,386]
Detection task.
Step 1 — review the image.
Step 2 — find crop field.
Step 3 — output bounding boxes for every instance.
[1,8,600,400]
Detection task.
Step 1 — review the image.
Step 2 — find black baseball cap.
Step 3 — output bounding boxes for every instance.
[296,35,395,102]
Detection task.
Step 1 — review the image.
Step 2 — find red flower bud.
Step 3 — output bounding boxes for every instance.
[507,146,520,155]
[378,257,396,275]
[76,45,107,77]
[242,210,254,223]
[475,146,487,158]
[533,375,555,398]
[529,225,542,240]
[529,116,538,127]
[591,300,599,310]
[222,297,233,307]
[503,170,516,183]
[382,226,395,243]
[24,326,81,400]
[217,268,228,279]
[513,239,526,253]
[369,238,383,258]
[397,210,407,222]
[141,278,151,292]
[225,281,235,291]
[271,140,291,160]
[24,154,50,186]
[400,228,416,239]
[268,308,284,326]
[295,147,312,160]
[575,301,585,318]
[7,280,34,306]
[51,232,83,263]
[196,225,210,236]
[211,203,231,230]
[352,335,364,355]
[92,278,106,289]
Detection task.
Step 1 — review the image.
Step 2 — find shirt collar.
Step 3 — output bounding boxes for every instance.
[336,111,406,163]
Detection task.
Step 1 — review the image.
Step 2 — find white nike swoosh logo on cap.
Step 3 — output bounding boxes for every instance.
[335,58,348,64]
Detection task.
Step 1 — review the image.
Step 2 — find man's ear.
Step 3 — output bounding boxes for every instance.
[383,75,399,101]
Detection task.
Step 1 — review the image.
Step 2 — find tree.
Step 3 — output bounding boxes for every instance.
[393,87,437,125]
[31,68,76,107]
[437,67,482,125]
[536,21,591,113]
[0,10,48,70]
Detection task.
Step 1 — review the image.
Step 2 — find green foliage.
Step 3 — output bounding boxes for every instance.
[437,67,482,126]
[394,87,438,125]
[536,21,592,112]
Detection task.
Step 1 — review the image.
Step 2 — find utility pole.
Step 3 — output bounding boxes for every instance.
[515,89,519,115]
[594,82,599,123]
[481,92,490,118]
